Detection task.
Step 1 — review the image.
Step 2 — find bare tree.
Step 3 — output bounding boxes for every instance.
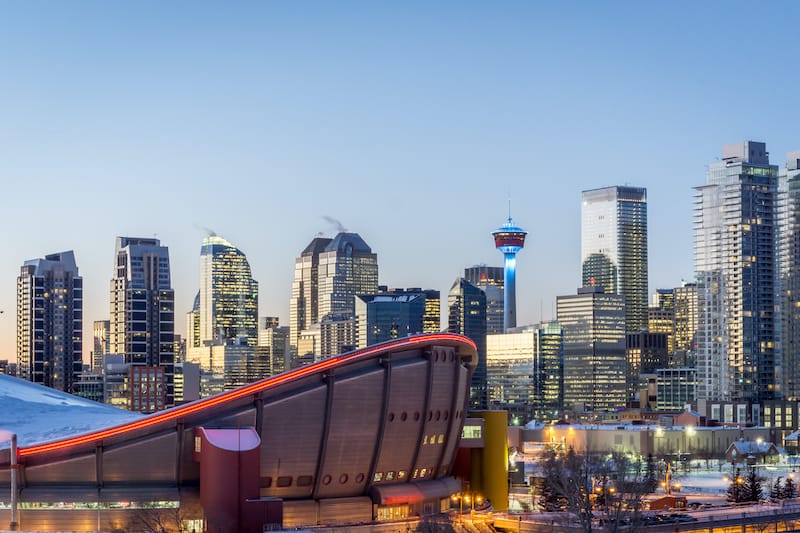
[124,504,186,533]
[543,448,650,533]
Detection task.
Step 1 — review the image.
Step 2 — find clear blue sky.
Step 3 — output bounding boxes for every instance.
[1,1,799,361]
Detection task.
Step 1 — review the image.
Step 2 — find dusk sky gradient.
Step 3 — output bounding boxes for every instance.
[2,1,800,361]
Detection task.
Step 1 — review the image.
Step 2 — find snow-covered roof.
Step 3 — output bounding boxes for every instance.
[0,374,142,448]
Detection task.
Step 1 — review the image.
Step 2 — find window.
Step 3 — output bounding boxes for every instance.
[276,476,292,487]
[297,475,313,487]
[374,472,384,482]
[194,436,201,453]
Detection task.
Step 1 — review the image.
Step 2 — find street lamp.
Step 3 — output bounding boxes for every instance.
[0,430,18,530]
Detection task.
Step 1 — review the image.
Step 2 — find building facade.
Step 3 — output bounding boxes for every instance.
[557,287,626,412]
[355,287,440,348]
[464,265,504,334]
[199,235,259,347]
[581,186,649,332]
[780,151,800,400]
[486,321,563,424]
[92,320,110,372]
[289,233,378,354]
[0,334,478,532]
[448,278,487,411]
[109,237,175,410]
[16,251,83,393]
[694,142,779,404]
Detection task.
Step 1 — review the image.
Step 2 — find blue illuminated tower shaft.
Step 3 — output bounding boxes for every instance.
[492,216,527,332]
[503,252,518,331]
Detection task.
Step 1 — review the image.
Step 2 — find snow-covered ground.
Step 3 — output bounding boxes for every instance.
[0,374,142,448]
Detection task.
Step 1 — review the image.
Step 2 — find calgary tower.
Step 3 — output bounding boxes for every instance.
[492,213,527,331]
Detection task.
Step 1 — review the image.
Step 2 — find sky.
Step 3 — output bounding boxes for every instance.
[1,1,800,361]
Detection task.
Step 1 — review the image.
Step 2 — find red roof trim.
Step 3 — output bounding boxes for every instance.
[19,333,476,458]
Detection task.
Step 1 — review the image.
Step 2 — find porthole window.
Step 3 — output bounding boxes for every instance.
[444,411,449,421]
[435,410,441,421]
[322,475,332,485]
[428,411,433,421]
[356,473,365,483]
[388,412,395,422]
[414,412,420,421]
[401,412,408,421]
[339,473,349,484]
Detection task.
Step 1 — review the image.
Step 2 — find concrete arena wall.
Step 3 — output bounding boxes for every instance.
[1,334,476,516]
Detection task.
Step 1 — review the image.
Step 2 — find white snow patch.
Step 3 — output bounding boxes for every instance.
[0,374,143,448]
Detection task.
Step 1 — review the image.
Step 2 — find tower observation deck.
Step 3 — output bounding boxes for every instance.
[492,216,527,331]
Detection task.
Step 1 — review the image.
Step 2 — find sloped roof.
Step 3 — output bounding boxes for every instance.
[324,232,372,254]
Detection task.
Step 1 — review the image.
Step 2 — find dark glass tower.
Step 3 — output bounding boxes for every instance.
[581,186,648,333]
[448,278,487,410]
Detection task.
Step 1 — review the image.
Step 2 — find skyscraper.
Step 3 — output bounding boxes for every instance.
[289,237,331,349]
[581,186,649,332]
[486,321,563,423]
[557,287,627,412]
[16,251,83,392]
[492,216,527,331]
[780,151,800,399]
[198,234,259,347]
[110,237,174,410]
[694,141,779,403]
[289,232,378,353]
[188,235,262,396]
[464,265,504,334]
[448,277,487,410]
[92,319,110,371]
[355,287,440,348]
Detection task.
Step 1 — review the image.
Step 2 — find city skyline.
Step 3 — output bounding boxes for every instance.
[3,2,800,361]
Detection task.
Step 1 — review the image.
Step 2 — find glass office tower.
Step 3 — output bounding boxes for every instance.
[199,234,258,347]
[448,278,487,411]
[581,186,648,332]
[557,287,626,412]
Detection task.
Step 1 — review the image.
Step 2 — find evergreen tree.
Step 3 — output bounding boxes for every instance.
[742,468,763,502]
[785,476,797,499]
[771,477,783,500]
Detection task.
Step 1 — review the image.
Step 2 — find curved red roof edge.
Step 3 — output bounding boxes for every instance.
[19,333,477,458]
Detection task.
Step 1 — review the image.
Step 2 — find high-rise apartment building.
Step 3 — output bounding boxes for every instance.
[109,237,174,410]
[694,142,779,404]
[289,232,378,352]
[464,266,504,334]
[448,278,487,410]
[557,287,626,412]
[780,151,800,400]
[581,186,649,332]
[16,251,83,392]
[355,287,440,348]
